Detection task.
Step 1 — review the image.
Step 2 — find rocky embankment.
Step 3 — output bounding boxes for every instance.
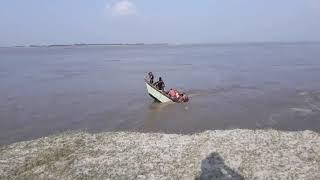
[1,129,320,179]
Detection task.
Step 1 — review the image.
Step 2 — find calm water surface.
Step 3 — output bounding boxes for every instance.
[1,43,320,144]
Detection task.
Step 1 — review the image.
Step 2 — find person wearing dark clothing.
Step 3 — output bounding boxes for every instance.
[148,72,154,84]
[154,77,165,91]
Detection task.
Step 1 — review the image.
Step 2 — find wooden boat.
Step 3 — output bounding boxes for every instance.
[145,79,173,103]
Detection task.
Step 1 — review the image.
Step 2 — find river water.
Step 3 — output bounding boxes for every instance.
[1,43,320,144]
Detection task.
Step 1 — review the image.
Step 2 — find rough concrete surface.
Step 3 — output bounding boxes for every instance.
[1,129,320,179]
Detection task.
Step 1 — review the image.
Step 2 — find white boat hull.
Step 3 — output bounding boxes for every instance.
[145,81,173,103]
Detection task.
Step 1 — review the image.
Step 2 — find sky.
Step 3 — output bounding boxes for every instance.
[0,0,319,46]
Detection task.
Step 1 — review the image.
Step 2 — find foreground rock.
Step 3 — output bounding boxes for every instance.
[1,129,320,179]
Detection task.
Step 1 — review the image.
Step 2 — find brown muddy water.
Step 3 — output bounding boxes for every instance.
[1,43,320,144]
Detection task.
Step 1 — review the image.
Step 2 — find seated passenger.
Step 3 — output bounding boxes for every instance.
[183,95,189,102]
[175,90,180,99]
[168,89,176,97]
[180,93,189,102]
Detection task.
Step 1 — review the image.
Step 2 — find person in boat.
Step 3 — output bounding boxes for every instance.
[168,88,189,102]
[172,89,181,101]
[168,89,176,97]
[154,77,165,91]
[175,90,180,99]
[147,72,154,84]
[179,93,189,102]
[168,89,178,101]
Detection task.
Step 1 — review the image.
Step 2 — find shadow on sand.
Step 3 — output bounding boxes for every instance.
[195,152,244,180]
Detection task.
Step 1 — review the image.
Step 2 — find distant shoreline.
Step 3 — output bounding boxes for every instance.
[6,43,169,48]
[2,41,320,48]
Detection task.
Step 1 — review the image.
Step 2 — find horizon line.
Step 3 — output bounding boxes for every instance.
[1,40,320,48]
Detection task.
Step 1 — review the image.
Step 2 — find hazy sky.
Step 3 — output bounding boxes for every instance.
[0,0,319,46]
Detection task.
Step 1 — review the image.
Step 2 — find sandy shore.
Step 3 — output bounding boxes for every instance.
[1,129,320,179]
